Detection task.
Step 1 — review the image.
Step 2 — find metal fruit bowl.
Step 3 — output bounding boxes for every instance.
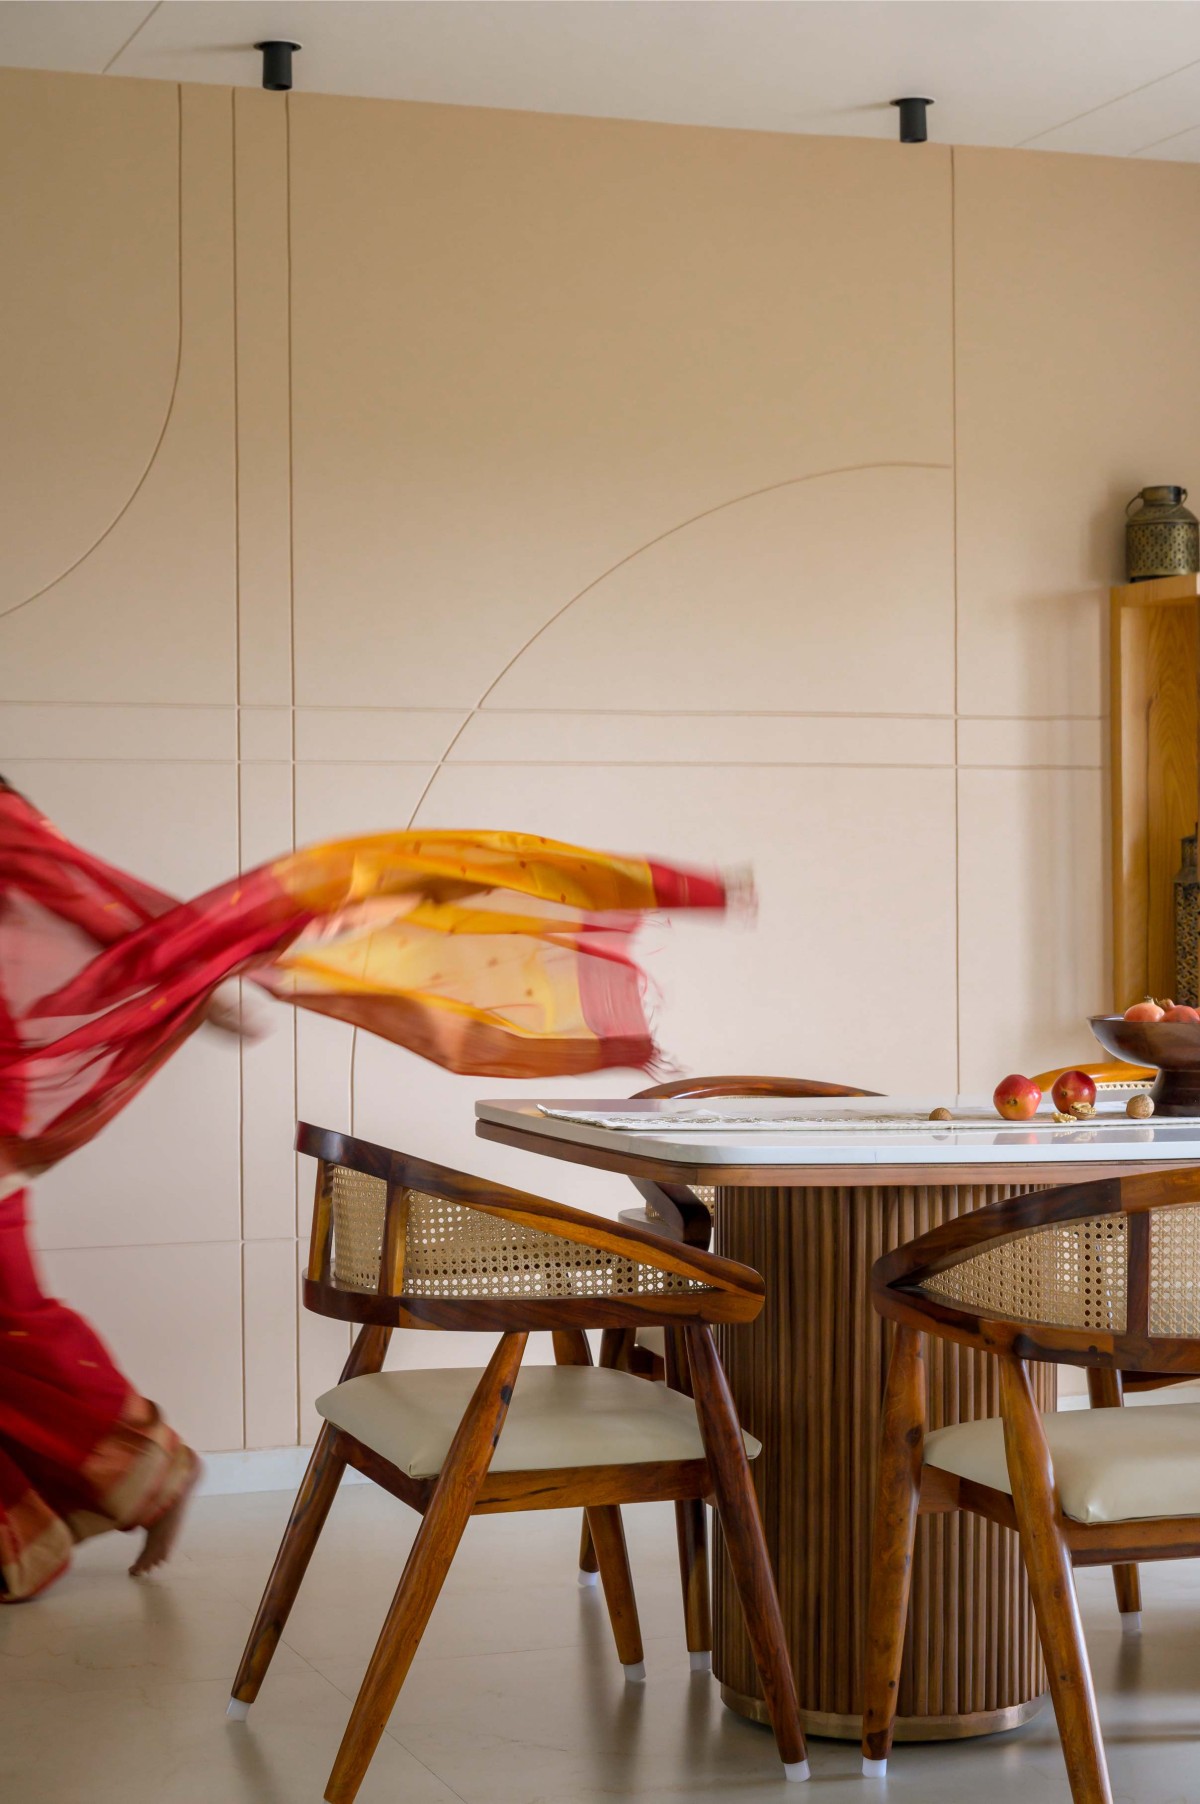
[1089,1015,1200,1115]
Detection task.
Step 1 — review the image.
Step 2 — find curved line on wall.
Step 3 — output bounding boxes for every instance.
[0,85,185,625]
[347,456,950,1124]
[414,456,951,810]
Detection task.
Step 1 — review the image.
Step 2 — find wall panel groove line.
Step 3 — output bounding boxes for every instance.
[231,83,247,1448]
[1,756,1101,771]
[390,458,954,840]
[951,142,963,1096]
[0,82,185,623]
[0,702,1112,718]
[285,92,304,1420]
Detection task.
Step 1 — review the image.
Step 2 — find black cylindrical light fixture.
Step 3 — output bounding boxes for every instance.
[892,97,934,143]
[257,40,301,92]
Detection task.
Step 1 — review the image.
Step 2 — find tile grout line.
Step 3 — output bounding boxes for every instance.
[309,1661,473,1803]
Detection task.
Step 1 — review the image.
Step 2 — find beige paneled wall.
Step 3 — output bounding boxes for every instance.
[953,145,1200,1084]
[2,67,1198,1449]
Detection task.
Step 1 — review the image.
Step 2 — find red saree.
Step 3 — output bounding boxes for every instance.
[0,1182,194,1601]
[0,816,193,1601]
[0,778,732,1597]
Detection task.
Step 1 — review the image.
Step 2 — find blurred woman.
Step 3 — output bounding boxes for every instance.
[0,774,731,1600]
[0,775,224,1599]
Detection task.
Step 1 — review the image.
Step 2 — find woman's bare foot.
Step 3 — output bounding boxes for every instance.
[129,1453,202,1579]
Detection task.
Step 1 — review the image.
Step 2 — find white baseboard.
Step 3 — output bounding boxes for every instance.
[1058,1381,1200,1411]
[195,1446,367,1497]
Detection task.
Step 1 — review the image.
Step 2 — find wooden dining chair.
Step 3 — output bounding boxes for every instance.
[576,1072,877,1621]
[227,1123,810,1800]
[861,1165,1200,1804]
[1022,1059,1183,1623]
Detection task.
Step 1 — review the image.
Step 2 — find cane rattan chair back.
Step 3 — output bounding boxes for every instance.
[863,1165,1200,1804]
[301,1121,762,1333]
[231,1125,808,1803]
[873,1165,1200,1371]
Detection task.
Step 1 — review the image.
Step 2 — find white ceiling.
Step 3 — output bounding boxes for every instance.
[5,1,1200,161]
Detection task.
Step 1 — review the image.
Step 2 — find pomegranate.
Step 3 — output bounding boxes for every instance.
[993,1075,1041,1121]
[1051,1070,1097,1113]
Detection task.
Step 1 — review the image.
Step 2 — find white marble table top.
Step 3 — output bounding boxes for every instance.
[475,1092,1200,1169]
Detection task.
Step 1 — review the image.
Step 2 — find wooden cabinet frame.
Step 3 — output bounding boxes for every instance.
[1110,574,1199,1008]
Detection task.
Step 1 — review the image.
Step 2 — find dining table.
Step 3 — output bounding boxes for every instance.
[475,1090,1200,1743]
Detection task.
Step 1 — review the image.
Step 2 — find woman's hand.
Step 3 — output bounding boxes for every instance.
[203,986,268,1042]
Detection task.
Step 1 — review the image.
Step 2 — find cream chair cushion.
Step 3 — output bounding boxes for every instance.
[925,1402,1200,1525]
[317,1362,761,1480]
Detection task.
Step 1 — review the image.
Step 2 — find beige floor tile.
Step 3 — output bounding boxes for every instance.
[7,1487,1200,1802]
[0,1669,461,1804]
[0,1529,305,1692]
[194,1488,690,1670]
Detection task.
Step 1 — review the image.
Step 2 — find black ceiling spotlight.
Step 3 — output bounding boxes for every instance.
[256,40,301,92]
[891,97,934,144]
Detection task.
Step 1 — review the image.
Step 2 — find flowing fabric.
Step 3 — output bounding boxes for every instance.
[0,780,729,1175]
[0,778,731,1597]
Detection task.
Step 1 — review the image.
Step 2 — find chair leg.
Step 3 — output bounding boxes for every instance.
[323,1332,527,1804]
[228,1423,347,1714]
[861,1324,925,1775]
[577,1520,601,1583]
[674,1500,712,1668]
[686,1323,808,1781]
[229,1326,391,1716]
[1001,1355,1113,1804]
[578,1328,634,1583]
[1086,1370,1141,1630]
[586,1504,646,1680]
[663,1327,711,1666]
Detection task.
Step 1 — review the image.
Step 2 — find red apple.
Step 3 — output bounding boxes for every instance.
[993,1074,1042,1120]
[1124,1000,1165,1022]
[1161,1005,1200,1023]
[1051,1070,1097,1113]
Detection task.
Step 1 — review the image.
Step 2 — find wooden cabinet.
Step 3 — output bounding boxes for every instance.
[1111,574,1199,1008]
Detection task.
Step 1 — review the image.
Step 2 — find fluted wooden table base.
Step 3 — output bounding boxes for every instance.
[713,1183,1053,1741]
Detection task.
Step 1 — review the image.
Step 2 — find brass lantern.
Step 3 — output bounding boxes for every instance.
[1125,486,1200,582]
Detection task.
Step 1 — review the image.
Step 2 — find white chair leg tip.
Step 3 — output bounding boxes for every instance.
[622,1660,647,1683]
[225,1698,251,1722]
[1120,1610,1142,1635]
[577,1568,600,1588]
[783,1760,810,1782]
[862,1756,887,1777]
[688,1649,712,1673]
